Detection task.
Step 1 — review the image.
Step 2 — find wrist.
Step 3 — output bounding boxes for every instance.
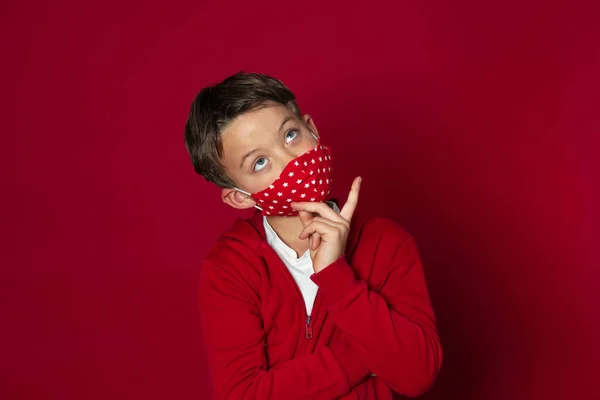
[313,250,346,273]
[311,256,363,307]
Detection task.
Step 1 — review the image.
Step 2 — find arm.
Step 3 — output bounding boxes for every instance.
[198,259,370,400]
[311,228,442,398]
[291,177,442,397]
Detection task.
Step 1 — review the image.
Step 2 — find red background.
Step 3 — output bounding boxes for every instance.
[2,0,599,399]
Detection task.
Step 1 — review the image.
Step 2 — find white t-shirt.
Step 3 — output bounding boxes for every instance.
[263,202,340,316]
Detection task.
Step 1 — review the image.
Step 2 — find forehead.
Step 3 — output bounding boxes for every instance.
[220,104,298,161]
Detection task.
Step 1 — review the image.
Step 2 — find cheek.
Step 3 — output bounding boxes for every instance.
[249,170,280,193]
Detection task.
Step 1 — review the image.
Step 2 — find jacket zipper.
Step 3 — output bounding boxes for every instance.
[305,316,313,339]
[262,244,319,341]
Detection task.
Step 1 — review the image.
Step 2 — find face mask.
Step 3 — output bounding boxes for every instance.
[236,138,333,216]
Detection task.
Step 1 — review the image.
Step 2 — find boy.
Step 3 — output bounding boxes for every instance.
[185,72,442,399]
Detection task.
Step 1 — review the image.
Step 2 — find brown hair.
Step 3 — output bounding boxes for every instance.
[184,72,302,188]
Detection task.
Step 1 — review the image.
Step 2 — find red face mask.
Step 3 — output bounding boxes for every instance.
[237,139,333,216]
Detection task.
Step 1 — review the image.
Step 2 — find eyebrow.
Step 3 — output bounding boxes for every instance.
[240,148,261,169]
[238,116,296,169]
[279,116,294,132]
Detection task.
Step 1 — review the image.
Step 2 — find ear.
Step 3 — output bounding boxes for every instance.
[303,114,319,139]
[221,188,257,210]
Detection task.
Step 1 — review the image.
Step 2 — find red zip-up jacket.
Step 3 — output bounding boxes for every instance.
[198,210,442,399]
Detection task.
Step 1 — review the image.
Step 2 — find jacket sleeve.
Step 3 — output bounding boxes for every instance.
[198,259,370,400]
[310,221,443,398]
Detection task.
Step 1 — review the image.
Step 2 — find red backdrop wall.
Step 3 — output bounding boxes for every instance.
[2,0,599,399]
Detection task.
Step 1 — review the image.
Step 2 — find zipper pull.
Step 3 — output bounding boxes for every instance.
[305,316,313,339]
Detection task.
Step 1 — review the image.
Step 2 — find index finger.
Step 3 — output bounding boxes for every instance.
[340,176,362,221]
[291,201,344,223]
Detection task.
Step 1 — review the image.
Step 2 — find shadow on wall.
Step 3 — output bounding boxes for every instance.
[360,97,481,400]
[322,84,538,400]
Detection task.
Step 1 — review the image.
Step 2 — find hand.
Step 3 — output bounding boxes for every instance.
[290,176,362,273]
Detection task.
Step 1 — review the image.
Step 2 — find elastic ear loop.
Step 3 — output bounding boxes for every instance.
[234,188,263,211]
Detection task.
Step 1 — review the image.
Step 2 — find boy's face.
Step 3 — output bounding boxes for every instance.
[220,103,319,202]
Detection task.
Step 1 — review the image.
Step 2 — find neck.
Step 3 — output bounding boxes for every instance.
[266,215,309,258]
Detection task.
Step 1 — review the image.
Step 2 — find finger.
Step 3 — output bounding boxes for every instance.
[298,210,321,250]
[298,210,320,250]
[311,232,321,251]
[340,176,362,221]
[309,217,346,250]
[291,201,347,224]
[299,220,342,240]
[298,210,313,227]
[313,216,347,232]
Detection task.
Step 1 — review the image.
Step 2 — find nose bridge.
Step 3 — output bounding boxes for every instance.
[275,145,298,168]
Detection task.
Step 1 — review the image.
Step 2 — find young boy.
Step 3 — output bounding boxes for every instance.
[185,72,442,399]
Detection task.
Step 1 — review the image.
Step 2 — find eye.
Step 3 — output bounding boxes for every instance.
[253,157,269,172]
[285,129,299,144]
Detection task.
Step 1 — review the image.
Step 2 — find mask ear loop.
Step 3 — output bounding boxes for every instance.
[234,187,263,211]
